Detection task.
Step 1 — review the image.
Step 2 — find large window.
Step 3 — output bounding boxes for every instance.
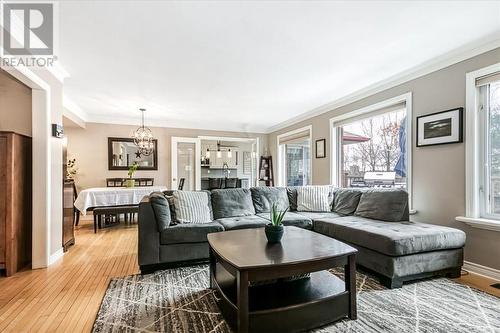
[339,108,407,189]
[478,76,500,219]
[277,126,312,186]
[330,93,412,203]
[458,64,500,231]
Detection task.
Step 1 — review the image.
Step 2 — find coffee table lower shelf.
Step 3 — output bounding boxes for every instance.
[211,264,350,333]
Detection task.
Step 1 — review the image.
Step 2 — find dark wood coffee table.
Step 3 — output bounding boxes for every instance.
[207,226,358,333]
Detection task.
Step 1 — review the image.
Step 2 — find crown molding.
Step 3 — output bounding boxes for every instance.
[63,94,87,128]
[87,114,268,134]
[48,61,70,83]
[265,35,500,134]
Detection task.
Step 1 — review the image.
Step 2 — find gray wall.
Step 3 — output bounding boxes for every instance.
[269,47,500,270]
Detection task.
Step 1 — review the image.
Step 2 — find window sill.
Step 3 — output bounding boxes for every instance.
[455,216,500,232]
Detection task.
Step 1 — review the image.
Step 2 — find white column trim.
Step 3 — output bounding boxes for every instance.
[0,65,54,268]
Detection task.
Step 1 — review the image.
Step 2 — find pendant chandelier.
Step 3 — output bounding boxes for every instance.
[133,108,155,156]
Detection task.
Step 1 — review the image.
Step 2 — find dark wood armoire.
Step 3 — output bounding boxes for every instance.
[0,132,32,276]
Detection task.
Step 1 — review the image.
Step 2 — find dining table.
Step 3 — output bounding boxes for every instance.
[74,186,168,215]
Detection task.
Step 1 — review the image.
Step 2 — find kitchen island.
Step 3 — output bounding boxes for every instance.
[201,177,250,190]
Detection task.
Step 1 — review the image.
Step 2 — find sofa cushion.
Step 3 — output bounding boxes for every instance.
[295,211,342,221]
[313,216,466,256]
[250,187,289,213]
[149,192,171,231]
[160,222,224,245]
[173,191,212,224]
[216,215,268,230]
[332,188,363,215]
[296,186,334,212]
[211,188,255,219]
[354,188,409,222]
[257,212,313,229]
[164,194,177,223]
[286,186,299,211]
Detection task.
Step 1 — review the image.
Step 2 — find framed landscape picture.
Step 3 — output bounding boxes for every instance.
[416,108,463,147]
[315,138,326,158]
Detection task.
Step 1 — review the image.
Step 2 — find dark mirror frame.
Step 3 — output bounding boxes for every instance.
[108,137,158,171]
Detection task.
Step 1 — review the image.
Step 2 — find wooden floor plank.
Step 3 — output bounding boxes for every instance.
[0,218,139,332]
[0,217,497,332]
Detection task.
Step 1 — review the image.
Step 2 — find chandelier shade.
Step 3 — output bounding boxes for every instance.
[133,108,155,156]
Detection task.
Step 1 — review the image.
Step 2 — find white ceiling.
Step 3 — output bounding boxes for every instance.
[59,1,500,133]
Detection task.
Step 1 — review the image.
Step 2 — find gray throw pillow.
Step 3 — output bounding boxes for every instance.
[286,186,299,211]
[354,188,409,222]
[250,187,289,213]
[149,192,171,231]
[211,188,256,219]
[333,188,363,215]
[165,195,177,224]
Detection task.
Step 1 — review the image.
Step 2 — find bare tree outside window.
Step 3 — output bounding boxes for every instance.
[340,109,406,188]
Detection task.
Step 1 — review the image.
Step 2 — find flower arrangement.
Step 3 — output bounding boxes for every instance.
[66,158,77,179]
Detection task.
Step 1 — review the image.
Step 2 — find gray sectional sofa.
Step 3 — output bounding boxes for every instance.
[138,186,465,288]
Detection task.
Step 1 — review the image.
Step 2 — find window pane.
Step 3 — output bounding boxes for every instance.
[339,109,406,189]
[488,82,500,215]
[285,139,310,186]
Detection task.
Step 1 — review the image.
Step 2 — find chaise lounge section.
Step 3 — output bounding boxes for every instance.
[138,186,465,288]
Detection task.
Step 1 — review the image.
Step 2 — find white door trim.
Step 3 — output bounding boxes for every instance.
[197,135,260,187]
[171,137,201,191]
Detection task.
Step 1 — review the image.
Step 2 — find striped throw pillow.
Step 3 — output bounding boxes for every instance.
[296,186,333,212]
[173,191,212,224]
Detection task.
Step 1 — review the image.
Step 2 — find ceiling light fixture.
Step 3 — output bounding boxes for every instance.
[216,141,222,158]
[132,108,155,156]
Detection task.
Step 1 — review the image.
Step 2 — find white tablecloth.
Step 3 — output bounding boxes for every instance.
[74,186,168,215]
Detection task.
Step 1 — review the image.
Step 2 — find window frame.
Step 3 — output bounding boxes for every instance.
[276,125,313,187]
[460,63,500,231]
[329,92,413,211]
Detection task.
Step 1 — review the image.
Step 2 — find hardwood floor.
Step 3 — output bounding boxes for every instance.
[0,218,498,332]
[0,218,139,332]
[453,270,500,297]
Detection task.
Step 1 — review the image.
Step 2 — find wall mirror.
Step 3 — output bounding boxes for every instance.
[108,137,158,170]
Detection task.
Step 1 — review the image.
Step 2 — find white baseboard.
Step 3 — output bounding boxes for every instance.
[463,261,500,281]
[48,248,65,265]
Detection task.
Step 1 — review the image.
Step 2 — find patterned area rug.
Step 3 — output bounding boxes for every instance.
[93,265,500,333]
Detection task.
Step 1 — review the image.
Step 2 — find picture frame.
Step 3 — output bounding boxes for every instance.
[416,108,463,147]
[315,138,326,158]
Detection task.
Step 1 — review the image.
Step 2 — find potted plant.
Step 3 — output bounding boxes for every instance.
[265,203,288,243]
[126,162,138,187]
